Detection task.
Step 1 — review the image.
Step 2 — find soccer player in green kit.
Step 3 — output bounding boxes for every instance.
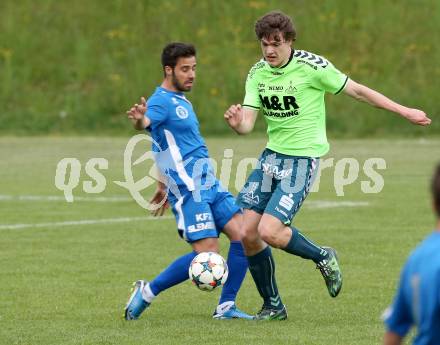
[224,11,432,320]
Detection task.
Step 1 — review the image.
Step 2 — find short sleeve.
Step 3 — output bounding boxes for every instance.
[383,263,413,337]
[146,99,168,129]
[310,60,348,95]
[242,66,262,110]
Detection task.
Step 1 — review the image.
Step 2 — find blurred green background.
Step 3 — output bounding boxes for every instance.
[0,0,438,136]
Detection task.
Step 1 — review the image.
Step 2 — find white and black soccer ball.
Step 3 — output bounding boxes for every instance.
[188,252,228,292]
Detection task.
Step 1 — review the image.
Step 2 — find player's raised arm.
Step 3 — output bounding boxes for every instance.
[225,58,261,135]
[224,104,258,135]
[126,97,151,130]
[343,79,431,126]
[150,166,169,217]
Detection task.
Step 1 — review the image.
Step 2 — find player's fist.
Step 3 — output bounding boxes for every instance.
[126,97,147,121]
[150,185,169,217]
[404,108,431,126]
[224,104,243,128]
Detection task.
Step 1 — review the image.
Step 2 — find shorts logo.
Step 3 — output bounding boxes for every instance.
[188,213,215,233]
[176,105,189,119]
[279,194,294,210]
[187,221,215,233]
[195,213,212,222]
[242,182,260,205]
[275,207,288,218]
[243,191,260,205]
[262,163,292,180]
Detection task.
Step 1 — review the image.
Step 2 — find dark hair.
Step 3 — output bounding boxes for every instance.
[255,11,296,42]
[432,163,440,217]
[161,42,196,72]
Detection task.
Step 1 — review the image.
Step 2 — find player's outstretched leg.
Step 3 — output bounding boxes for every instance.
[124,251,197,320]
[213,241,253,320]
[212,210,253,320]
[282,227,342,297]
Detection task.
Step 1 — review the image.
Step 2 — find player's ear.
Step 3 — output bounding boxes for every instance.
[164,66,173,77]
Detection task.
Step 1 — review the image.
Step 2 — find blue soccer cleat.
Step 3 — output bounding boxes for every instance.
[124,280,150,320]
[213,304,254,320]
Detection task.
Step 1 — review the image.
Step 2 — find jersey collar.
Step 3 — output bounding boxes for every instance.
[157,86,191,105]
[158,86,184,96]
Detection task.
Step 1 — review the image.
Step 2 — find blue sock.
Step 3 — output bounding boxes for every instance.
[283,227,328,263]
[149,251,197,296]
[218,241,248,305]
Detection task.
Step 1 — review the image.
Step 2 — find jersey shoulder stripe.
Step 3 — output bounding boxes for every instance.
[247,59,267,80]
[293,50,329,68]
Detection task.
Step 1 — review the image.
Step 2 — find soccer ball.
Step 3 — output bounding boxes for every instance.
[188,252,228,292]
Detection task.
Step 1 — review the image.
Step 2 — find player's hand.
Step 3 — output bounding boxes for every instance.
[150,186,169,217]
[224,104,243,129]
[126,97,147,121]
[403,108,431,126]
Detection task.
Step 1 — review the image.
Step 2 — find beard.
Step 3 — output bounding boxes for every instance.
[172,71,192,92]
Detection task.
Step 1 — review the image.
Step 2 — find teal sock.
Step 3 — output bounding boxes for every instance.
[247,246,283,310]
[283,227,328,263]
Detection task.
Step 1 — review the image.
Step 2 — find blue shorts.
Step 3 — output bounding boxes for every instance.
[168,181,241,243]
[236,148,319,225]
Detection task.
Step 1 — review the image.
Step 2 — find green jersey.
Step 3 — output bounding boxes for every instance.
[243,49,348,157]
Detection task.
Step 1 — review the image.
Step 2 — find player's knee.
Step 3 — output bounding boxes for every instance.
[222,213,243,242]
[240,224,258,245]
[258,222,282,248]
[192,237,219,253]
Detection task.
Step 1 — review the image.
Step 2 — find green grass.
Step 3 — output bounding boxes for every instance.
[0,136,439,345]
[0,0,439,136]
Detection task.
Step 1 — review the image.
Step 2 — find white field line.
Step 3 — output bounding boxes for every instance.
[305,201,369,209]
[0,200,369,231]
[0,194,370,209]
[0,215,174,231]
[0,194,132,202]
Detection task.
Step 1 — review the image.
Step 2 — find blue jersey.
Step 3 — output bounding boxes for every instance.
[384,231,440,345]
[145,87,215,193]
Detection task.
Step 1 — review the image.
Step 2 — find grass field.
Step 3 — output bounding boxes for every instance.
[1,136,439,345]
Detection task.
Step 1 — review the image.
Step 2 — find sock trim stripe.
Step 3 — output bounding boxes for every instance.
[268,255,276,296]
[298,232,322,251]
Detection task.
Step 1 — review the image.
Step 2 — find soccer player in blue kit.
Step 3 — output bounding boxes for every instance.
[383,164,440,345]
[123,43,252,320]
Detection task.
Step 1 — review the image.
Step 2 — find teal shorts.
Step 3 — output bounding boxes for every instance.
[236,148,319,225]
